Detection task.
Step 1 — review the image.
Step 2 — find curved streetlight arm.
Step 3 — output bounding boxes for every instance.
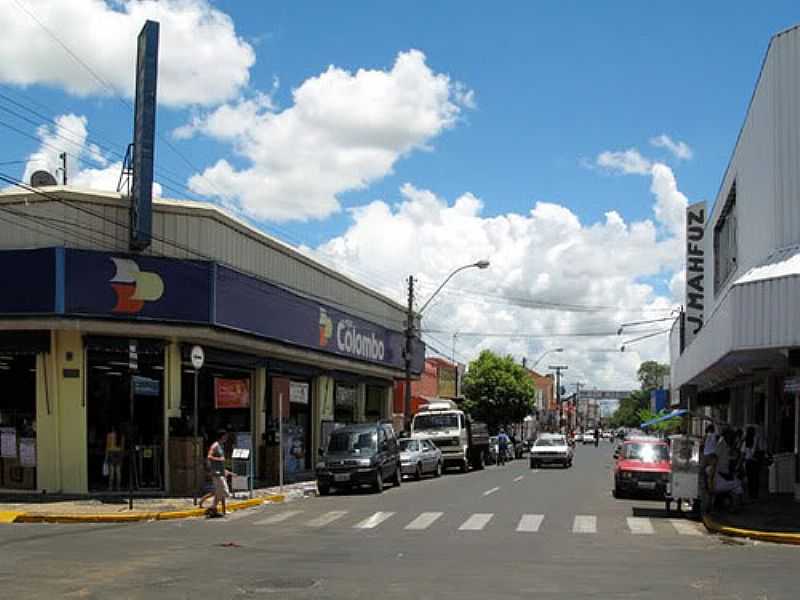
[418,262,488,315]
[531,348,564,370]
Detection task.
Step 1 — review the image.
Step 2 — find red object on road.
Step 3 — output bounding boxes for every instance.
[613,439,671,497]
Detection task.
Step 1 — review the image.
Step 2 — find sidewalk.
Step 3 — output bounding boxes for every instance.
[703,495,800,545]
[0,481,317,524]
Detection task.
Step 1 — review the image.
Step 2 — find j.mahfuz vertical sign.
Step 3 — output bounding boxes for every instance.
[684,201,706,347]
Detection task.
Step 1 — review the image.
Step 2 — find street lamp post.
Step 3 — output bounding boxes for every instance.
[404,260,490,431]
[530,348,564,370]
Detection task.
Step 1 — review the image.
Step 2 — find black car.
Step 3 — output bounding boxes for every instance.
[316,422,402,495]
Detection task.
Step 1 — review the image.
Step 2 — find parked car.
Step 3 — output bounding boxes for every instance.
[399,437,443,480]
[613,438,671,498]
[316,422,402,495]
[529,434,573,468]
[581,430,597,444]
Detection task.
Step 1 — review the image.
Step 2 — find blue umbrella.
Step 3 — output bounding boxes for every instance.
[640,409,688,429]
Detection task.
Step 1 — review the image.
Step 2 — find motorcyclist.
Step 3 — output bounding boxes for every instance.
[594,427,600,447]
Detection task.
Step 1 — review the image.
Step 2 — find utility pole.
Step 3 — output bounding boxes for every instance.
[549,365,568,432]
[573,382,583,429]
[403,275,415,432]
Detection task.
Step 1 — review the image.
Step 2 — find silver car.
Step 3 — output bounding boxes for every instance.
[399,437,443,480]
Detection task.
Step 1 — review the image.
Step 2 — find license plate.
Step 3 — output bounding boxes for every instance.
[334,473,350,482]
[638,481,656,490]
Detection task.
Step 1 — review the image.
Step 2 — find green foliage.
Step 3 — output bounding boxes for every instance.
[608,389,650,429]
[637,361,670,391]
[637,408,683,434]
[462,350,536,432]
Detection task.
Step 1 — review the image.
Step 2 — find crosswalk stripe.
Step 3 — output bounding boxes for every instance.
[669,519,703,536]
[404,512,443,530]
[516,514,544,532]
[253,510,303,525]
[626,517,654,535]
[306,510,348,528]
[513,476,525,482]
[483,487,500,496]
[459,513,493,531]
[354,511,395,529]
[572,515,597,533]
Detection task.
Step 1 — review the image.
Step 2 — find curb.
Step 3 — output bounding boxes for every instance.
[703,514,800,546]
[11,494,285,524]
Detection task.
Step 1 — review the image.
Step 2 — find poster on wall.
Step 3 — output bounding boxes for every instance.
[0,427,17,458]
[320,380,334,420]
[283,423,306,475]
[290,382,309,405]
[19,438,36,467]
[214,378,250,409]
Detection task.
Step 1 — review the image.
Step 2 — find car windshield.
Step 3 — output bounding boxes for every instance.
[623,443,669,462]
[414,414,459,430]
[327,431,377,455]
[399,439,419,452]
[535,438,563,447]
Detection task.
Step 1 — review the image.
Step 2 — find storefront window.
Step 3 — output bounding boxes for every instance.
[86,343,165,492]
[365,385,386,421]
[335,384,357,423]
[286,381,311,475]
[0,355,37,490]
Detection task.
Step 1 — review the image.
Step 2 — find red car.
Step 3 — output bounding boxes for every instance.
[613,438,671,498]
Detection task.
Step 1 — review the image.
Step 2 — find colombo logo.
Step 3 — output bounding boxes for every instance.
[319,308,333,346]
[110,258,164,314]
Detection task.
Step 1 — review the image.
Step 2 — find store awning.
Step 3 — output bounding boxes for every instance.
[640,409,688,429]
[673,244,800,389]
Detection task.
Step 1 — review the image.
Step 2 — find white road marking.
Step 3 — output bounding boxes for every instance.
[253,510,303,525]
[626,517,654,535]
[404,512,443,530]
[354,511,395,529]
[483,486,500,496]
[513,476,525,482]
[459,513,494,531]
[669,518,703,536]
[306,510,348,528]
[516,514,544,532]
[572,515,597,533]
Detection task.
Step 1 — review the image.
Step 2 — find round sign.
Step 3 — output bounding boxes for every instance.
[190,345,205,370]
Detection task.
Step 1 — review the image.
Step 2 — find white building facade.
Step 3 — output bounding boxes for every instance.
[671,26,800,495]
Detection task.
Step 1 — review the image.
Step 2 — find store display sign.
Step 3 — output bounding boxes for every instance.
[65,249,211,323]
[215,265,416,371]
[133,375,160,397]
[214,378,250,409]
[290,381,309,405]
[0,249,56,314]
[19,438,36,467]
[0,427,17,458]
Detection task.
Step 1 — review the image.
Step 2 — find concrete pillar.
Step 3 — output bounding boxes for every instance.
[253,366,267,477]
[313,376,334,455]
[35,346,59,493]
[54,330,87,493]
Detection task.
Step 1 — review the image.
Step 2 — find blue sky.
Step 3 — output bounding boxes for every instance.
[1,1,798,387]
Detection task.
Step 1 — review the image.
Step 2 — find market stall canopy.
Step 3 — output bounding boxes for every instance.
[640,409,688,429]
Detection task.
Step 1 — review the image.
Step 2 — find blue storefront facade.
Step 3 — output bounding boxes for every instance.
[0,246,423,494]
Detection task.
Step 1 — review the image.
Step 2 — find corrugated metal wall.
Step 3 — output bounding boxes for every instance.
[0,191,407,330]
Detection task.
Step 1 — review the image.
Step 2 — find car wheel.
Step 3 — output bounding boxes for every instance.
[318,484,331,496]
[374,470,384,494]
[394,466,402,487]
[530,460,537,469]
[460,459,468,473]
[415,463,422,481]
[435,461,443,477]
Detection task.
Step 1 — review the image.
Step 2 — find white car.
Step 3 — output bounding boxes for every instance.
[581,430,598,444]
[529,434,573,468]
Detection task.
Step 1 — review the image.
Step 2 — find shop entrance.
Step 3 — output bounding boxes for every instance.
[0,354,37,490]
[86,339,165,492]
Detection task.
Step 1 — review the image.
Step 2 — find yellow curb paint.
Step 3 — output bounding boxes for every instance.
[11,495,286,524]
[703,514,800,546]
[0,511,24,523]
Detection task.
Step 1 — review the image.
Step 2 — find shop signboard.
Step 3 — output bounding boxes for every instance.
[0,248,56,315]
[65,249,211,323]
[437,365,457,397]
[215,266,413,371]
[214,378,250,409]
[290,381,309,405]
[132,375,160,397]
[684,201,706,348]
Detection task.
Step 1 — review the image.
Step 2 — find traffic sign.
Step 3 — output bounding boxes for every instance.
[190,345,205,370]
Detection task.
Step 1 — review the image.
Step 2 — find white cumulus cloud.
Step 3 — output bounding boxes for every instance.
[311,168,690,389]
[0,0,254,107]
[183,50,474,222]
[596,148,653,175]
[650,134,693,160]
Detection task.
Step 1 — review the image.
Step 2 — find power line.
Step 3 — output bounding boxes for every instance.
[420,328,667,339]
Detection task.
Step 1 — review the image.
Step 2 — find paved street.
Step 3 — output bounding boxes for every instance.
[1,445,797,599]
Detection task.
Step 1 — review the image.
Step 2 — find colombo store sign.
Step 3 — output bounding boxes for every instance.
[0,248,417,371]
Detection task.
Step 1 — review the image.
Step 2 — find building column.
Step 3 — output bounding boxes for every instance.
[313,376,334,456]
[35,347,59,493]
[253,366,267,477]
[54,330,87,494]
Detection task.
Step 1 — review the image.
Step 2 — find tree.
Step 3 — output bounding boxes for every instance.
[637,361,670,391]
[462,350,536,432]
[608,390,650,429]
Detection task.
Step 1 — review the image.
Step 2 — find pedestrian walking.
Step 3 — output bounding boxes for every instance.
[206,430,230,517]
[104,427,124,492]
[742,425,765,501]
[594,428,600,447]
